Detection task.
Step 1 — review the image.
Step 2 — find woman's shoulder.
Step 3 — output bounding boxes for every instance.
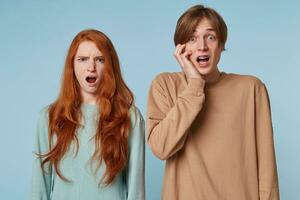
[37,105,51,122]
[129,105,144,124]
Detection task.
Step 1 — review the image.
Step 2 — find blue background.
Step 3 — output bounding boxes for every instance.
[0,0,299,199]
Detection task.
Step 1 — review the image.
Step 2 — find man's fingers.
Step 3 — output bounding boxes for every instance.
[174,44,200,78]
[173,44,180,57]
[174,44,185,57]
[181,50,192,65]
[174,44,186,67]
[175,55,185,69]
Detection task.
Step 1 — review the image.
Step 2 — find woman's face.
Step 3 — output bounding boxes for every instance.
[74,41,105,103]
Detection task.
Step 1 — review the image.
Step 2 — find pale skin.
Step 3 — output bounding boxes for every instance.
[174,18,223,82]
[74,41,105,104]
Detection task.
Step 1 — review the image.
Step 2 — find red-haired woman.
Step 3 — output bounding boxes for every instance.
[30,29,145,200]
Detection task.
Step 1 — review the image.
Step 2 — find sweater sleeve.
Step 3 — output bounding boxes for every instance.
[126,107,145,200]
[255,83,280,200]
[147,74,205,160]
[30,107,53,200]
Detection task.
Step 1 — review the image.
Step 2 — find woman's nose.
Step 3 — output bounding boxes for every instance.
[87,60,96,72]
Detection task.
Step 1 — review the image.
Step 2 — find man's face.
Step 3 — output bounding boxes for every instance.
[185,18,223,76]
[74,41,105,102]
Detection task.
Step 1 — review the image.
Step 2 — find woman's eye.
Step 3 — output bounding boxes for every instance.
[96,57,105,63]
[78,57,87,62]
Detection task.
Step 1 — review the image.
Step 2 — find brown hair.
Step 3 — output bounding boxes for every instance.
[39,29,134,185]
[174,5,228,50]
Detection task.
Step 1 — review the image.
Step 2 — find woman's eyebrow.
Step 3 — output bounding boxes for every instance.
[76,55,89,57]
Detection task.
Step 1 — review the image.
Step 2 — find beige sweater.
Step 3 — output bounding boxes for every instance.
[147,72,279,200]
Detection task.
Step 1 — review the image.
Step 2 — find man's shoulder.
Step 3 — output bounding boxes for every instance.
[151,71,185,86]
[225,72,264,87]
[153,71,185,81]
[151,71,265,88]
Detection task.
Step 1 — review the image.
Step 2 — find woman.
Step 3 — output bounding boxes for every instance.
[31,29,145,200]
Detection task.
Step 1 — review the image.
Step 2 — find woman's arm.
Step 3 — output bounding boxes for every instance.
[30,107,53,200]
[126,107,145,200]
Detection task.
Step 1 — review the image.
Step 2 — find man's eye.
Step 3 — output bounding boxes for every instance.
[189,36,197,43]
[207,35,216,40]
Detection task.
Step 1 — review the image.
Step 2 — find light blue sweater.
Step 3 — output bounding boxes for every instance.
[31,104,145,200]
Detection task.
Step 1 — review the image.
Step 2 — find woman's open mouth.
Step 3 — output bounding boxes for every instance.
[85,76,97,84]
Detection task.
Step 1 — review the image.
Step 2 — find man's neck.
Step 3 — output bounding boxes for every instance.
[203,68,221,83]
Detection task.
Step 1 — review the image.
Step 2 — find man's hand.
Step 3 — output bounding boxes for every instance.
[174,44,201,79]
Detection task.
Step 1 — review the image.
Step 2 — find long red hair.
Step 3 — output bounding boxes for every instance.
[40,29,134,185]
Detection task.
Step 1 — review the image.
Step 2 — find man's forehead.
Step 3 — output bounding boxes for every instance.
[193,27,216,34]
[194,18,216,33]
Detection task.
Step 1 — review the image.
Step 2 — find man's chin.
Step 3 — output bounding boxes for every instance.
[195,65,212,76]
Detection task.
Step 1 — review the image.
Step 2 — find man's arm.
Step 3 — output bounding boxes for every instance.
[147,74,205,160]
[255,82,280,200]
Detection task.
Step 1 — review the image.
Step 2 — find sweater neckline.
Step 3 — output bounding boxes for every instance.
[205,71,227,88]
[81,103,99,115]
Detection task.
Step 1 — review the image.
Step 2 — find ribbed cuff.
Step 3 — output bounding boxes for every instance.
[184,77,205,96]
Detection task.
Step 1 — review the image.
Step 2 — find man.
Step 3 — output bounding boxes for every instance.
[147,5,279,200]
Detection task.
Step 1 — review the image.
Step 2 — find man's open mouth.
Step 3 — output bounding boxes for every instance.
[196,55,210,63]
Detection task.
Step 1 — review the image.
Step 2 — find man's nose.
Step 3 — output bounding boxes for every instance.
[196,38,208,51]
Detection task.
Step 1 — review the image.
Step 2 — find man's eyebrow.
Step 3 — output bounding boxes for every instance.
[206,28,216,32]
[193,27,216,33]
